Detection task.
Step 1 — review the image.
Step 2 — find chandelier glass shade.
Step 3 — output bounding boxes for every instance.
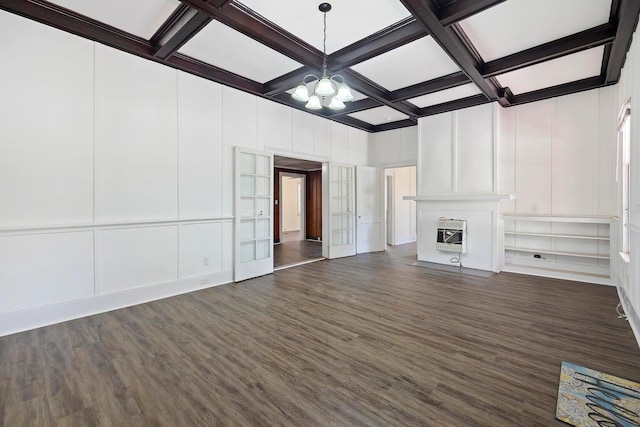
[291,3,353,111]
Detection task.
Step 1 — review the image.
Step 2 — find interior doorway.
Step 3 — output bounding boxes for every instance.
[273,155,324,269]
[384,166,417,246]
[280,173,305,243]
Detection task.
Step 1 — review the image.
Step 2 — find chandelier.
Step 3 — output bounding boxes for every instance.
[291,3,353,111]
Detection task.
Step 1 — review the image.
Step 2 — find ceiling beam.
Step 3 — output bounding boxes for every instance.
[390,71,470,102]
[263,66,317,97]
[604,0,640,84]
[0,0,263,92]
[151,5,212,59]
[168,53,263,92]
[327,17,427,70]
[180,0,324,68]
[416,94,490,117]
[510,76,606,106]
[269,93,378,132]
[325,98,383,116]
[399,0,507,106]
[0,0,154,55]
[263,19,428,97]
[340,69,420,117]
[481,24,616,78]
[330,115,377,132]
[373,118,418,132]
[438,0,507,27]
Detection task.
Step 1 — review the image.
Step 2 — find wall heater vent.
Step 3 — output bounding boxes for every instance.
[436,217,467,253]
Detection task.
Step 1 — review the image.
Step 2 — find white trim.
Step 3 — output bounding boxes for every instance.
[406,193,512,202]
[0,270,233,337]
[501,214,615,223]
[617,286,640,349]
[0,217,234,235]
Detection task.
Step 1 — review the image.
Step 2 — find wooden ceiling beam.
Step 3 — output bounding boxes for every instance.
[269,93,377,132]
[399,0,508,106]
[180,0,324,68]
[439,0,507,27]
[390,71,470,102]
[0,0,263,93]
[324,98,383,116]
[373,118,418,132]
[416,94,490,117]
[150,4,212,60]
[327,18,427,70]
[604,0,640,84]
[481,24,616,78]
[510,76,606,106]
[340,69,420,117]
[263,67,317,97]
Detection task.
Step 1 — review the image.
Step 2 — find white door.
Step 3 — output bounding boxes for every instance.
[328,164,356,259]
[356,166,385,254]
[235,147,273,282]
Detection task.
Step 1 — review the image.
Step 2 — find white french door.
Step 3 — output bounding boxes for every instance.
[235,147,273,282]
[328,163,356,259]
[356,166,385,254]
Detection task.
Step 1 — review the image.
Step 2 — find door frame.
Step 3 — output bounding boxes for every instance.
[266,149,329,258]
[279,172,306,243]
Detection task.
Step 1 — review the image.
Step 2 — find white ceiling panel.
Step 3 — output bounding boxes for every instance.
[496,46,605,95]
[349,106,409,125]
[459,0,611,61]
[179,21,302,84]
[49,0,180,39]
[408,83,482,108]
[351,36,460,91]
[237,0,411,54]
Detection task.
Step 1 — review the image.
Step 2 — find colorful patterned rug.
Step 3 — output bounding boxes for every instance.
[556,361,640,426]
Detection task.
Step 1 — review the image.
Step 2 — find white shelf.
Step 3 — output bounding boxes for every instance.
[502,215,612,284]
[502,214,615,224]
[502,263,612,286]
[504,231,610,241]
[505,246,610,260]
[405,193,512,202]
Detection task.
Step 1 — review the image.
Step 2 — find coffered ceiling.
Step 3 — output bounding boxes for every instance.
[1,0,639,132]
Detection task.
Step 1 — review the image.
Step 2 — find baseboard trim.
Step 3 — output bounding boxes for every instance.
[617,286,640,349]
[0,270,233,337]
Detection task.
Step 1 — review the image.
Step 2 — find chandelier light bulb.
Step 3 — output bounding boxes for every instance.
[292,83,310,102]
[315,77,335,97]
[335,83,353,102]
[305,94,322,110]
[328,96,345,110]
[290,4,352,111]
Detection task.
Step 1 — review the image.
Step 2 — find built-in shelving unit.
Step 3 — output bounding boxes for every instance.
[501,215,614,285]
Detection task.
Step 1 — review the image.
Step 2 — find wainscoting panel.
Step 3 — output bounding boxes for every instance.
[179,222,224,278]
[97,225,179,294]
[0,231,94,312]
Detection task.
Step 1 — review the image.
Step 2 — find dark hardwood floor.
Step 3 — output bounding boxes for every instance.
[274,239,323,268]
[2,243,639,426]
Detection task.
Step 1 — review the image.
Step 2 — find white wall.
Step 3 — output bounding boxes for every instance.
[415,104,502,271]
[385,166,417,245]
[613,26,640,344]
[281,177,301,232]
[369,126,418,167]
[420,103,496,195]
[497,89,616,216]
[0,11,369,336]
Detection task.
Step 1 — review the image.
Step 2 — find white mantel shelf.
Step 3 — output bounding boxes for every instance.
[404,193,513,202]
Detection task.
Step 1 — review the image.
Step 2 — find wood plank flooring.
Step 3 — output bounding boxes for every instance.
[274,239,323,268]
[2,243,639,426]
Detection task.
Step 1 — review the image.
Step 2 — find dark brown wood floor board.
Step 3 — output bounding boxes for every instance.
[2,242,640,425]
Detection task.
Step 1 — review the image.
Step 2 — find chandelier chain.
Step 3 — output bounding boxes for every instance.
[322,11,327,75]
